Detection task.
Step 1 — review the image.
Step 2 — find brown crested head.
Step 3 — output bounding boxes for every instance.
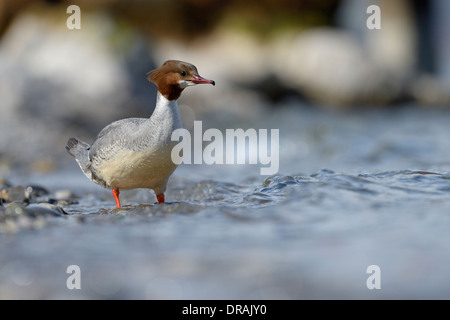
[147,60,215,101]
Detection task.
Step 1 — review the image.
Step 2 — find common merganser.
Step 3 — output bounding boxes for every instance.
[66,60,215,208]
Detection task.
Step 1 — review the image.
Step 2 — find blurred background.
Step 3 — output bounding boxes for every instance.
[2,0,450,300]
[0,0,449,175]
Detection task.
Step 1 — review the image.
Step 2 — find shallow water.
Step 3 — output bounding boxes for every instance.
[1,104,450,299]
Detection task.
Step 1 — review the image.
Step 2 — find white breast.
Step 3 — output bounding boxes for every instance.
[91,92,183,194]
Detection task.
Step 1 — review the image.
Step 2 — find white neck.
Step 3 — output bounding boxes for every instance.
[148,91,183,142]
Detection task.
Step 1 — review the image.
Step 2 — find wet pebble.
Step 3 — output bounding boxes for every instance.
[0,186,27,203]
[54,189,72,199]
[4,202,29,217]
[25,185,49,198]
[30,203,69,216]
[0,202,69,234]
[52,189,79,206]
[0,184,51,203]
[36,189,79,206]
[0,181,72,233]
[0,183,78,207]
[4,202,68,217]
[34,196,78,206]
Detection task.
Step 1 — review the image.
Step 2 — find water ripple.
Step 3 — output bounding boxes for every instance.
[68,169,450,214]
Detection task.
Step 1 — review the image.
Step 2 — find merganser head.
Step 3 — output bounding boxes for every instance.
[147,60,215,100]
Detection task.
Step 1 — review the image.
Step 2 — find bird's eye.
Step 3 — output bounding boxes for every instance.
[180,71,187,76]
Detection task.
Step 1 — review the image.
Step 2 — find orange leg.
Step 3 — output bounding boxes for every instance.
[112,189,121,208]
[156,193,165,204]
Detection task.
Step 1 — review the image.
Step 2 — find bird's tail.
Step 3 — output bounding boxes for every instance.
[66,137,93,180]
